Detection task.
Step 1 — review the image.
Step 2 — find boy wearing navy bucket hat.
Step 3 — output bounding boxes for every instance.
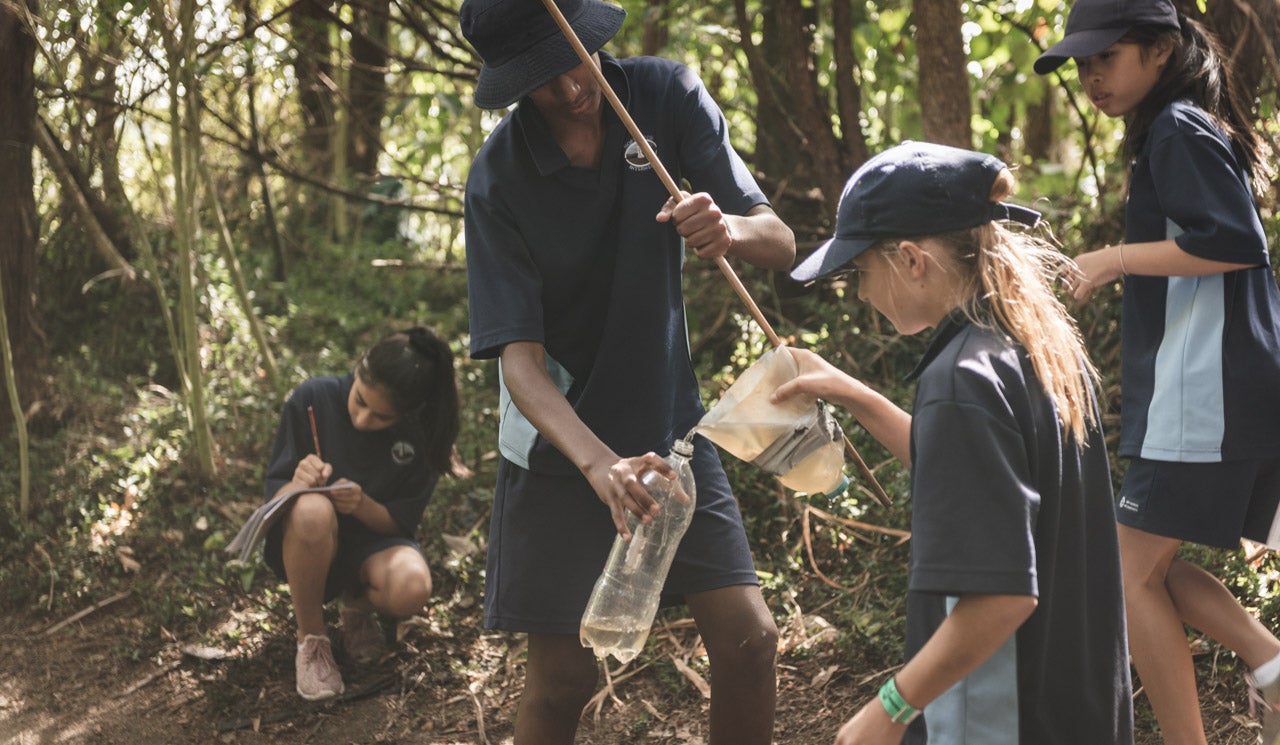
[1035,1,1280,743]
[777,141,1133,744]
[458,0,796,742]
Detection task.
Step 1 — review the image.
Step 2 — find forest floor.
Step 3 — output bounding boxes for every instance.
[0,570,1267,745]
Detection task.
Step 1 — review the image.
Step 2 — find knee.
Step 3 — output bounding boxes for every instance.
[283,494,338,546]
[528,654,598,715]
[706,618,779,678]
[383,564,432,618]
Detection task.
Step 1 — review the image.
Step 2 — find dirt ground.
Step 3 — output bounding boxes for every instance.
[0,584,1265,744]
[0,578,875,745]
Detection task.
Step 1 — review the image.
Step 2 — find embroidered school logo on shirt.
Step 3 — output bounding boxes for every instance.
[391,441,416,466]
[624,136,658,172]
[1118,496,1141,512]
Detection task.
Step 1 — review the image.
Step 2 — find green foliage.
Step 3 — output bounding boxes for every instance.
[6,3,1280,727]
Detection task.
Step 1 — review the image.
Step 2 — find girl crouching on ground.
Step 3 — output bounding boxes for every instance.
[263,327,462,700]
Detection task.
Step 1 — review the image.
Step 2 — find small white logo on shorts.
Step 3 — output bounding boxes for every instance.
[624,137,658,171]
[391,441,416,466]
[1118,496,1141,512]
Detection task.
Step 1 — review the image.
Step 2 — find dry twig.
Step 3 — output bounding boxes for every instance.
[40,590,131,636]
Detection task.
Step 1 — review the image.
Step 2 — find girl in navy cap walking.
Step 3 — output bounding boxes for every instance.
[262,326,462,700]
[778,141,1132,745]
[1037,2,1280,742]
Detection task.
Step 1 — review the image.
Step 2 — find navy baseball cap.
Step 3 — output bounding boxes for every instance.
[790,142,1041,284]
[460,0,625,109]
[1034,0,1180,75]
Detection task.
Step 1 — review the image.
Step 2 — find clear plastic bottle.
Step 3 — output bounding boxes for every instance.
[580,438,697,663]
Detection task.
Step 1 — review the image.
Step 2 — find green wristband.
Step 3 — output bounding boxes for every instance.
[877,676,921,724]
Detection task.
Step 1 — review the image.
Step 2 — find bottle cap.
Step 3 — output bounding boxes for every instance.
[821,473,850,500]
[671,437,695,457]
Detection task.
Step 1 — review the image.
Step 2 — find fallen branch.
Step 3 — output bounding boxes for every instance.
[582,659,653,723]
[468,682,490,745]
[115,660,183,698]
[801,507,853,591]
[806,504,911,543]
[670,656,710,699]
[40,590,131,636]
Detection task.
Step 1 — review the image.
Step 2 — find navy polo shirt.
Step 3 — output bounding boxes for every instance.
[1120,99,1280,462]
[464,53,768,474]
[902,311,1132,745]
[264,373,438,539]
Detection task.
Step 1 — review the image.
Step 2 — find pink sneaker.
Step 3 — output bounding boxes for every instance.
[340,605,387,664]
[295,634,344,700]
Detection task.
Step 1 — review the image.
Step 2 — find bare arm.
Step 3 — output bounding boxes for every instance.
[500,341,671,540]
[273,455,401,535]
[1072,239,1257,302]
[834,594,1038,745]
[328,479,401,535]
[771,347,913,465]
[657,194,796,271]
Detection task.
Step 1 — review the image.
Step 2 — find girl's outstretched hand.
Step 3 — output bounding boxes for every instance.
[1069,245,1124,302]
[585,452,675,542]
[772,347,863,409]
[292,454,332,488]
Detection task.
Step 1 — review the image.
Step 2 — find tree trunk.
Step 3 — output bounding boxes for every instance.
[913,0,972,148]
[87,53,136,260]
[293,0,336,183]
[148,0,217,479]
[242,0,288,282]
[0,0,41,432]
[640,0,668,55]
[737,0,791,180]
[1192,0,1280,130]
[1024,88,1055,162]
[775,0,846,207]
[346,0,389,180]
[831,0,869,168]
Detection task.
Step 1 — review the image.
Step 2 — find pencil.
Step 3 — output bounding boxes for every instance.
[307,405,323,460]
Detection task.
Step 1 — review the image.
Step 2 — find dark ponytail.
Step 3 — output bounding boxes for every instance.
[359,326,463,476]
[1121,15,1263,183]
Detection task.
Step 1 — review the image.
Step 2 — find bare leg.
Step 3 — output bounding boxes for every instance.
[686,584,778,745]
[354,544,433,618]
[281,493,339,640]
[513,632,598,745]
[1166,557,1280,670]
[1117,524,1207,745]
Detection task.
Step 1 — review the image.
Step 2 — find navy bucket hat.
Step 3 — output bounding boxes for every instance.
[460,0,626,109]
[1034,0,1180,75]
[790,142,1041,284]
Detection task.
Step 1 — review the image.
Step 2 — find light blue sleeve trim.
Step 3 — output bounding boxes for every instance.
[497,354,575,470]
[923,596,1020,745]
[1142,219,1226,462]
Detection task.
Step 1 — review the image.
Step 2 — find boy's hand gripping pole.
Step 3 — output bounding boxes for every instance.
[536,0,890,508]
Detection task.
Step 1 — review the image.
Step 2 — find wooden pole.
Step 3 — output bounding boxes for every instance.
[536,0,891,507]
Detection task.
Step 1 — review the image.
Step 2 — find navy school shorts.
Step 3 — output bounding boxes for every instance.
[1116,455,1280,549]
[483,434,761,635]
[265,519,420,604]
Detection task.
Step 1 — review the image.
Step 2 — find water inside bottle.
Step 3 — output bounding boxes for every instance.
[579,617,652,663]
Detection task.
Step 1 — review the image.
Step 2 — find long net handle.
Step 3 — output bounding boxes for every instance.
[537,0,891,508]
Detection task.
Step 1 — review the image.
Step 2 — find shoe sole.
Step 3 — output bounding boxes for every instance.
[296,683,345,701]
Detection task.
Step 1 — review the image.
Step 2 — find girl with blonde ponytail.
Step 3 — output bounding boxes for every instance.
[778,141,1131,745]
